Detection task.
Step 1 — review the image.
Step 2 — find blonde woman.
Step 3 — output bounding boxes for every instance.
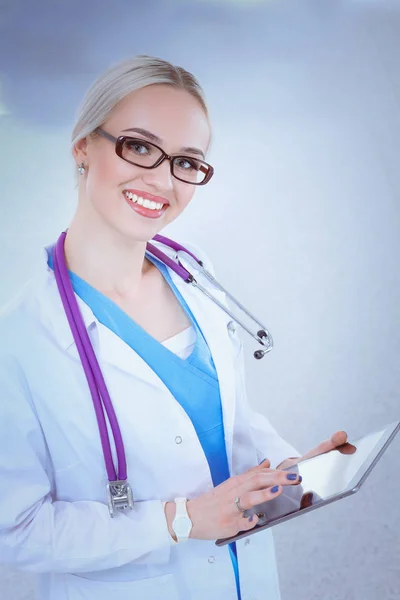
[0,55,347,600]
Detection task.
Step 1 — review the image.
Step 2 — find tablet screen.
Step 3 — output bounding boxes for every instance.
[294,428,385,498]
[215,420,399,546]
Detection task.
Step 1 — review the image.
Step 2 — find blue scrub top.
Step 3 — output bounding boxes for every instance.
[48,249,242,600]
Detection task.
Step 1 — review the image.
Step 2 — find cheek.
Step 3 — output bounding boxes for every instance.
[90,151,131,187]
[86,155,139,213]
[175,185,196,209]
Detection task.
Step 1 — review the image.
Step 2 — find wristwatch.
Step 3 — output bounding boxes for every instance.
[172,497,193,543]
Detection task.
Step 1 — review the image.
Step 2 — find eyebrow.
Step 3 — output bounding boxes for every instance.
[121,127,205,159]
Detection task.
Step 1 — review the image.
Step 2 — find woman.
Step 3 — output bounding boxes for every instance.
[0,55,347,600]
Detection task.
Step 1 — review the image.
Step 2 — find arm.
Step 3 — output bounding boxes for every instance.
[0,353,173,573]
[248,407,301,469]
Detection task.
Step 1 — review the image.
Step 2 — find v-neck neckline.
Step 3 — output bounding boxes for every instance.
[48,248,202,363]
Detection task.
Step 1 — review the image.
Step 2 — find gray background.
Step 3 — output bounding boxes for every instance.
[0,0,399,598]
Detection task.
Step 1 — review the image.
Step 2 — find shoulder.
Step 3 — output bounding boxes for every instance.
[177,240,217,278]
[0,277,42,358]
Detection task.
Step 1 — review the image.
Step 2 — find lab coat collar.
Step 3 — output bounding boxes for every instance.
[36,242,97,349]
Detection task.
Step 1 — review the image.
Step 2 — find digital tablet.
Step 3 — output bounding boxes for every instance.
[215,419,400,547]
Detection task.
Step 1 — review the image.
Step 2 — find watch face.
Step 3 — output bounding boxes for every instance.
[173,516,192,536]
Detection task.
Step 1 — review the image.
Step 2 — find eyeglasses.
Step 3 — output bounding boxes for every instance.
[94,127,214,185]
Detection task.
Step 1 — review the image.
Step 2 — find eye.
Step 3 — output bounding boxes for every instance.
[125,140,152,155]
[174,157,200,171]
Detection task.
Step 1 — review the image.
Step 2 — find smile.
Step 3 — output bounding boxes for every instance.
[123,191,165,211]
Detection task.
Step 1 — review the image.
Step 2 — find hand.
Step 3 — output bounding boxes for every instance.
[186,458,302,541]
[276,430,349,470]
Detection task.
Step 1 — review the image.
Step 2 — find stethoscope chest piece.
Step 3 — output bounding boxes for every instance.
[106,479,134,518]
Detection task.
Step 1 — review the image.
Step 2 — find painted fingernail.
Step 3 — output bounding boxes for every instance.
[298,475,303,483]
[287,473,297,480]
[271,485,279,493]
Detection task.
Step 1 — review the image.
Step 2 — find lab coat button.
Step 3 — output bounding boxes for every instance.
[227,320,236,333]
[208,556,215,563]
[175,436,182,444]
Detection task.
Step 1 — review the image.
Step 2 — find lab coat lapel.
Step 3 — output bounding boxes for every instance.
[168,268,236,472]
[37,245,166,392]
[93,323,170,390]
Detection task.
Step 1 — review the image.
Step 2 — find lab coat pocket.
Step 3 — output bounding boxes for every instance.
[65,572,179,600]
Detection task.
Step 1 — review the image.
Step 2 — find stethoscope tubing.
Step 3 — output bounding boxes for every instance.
[53,232,126,482]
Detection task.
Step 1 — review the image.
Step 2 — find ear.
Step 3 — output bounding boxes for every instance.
[72,136,89,166]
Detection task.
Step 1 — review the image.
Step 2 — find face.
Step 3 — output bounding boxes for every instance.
[73,85,211,242]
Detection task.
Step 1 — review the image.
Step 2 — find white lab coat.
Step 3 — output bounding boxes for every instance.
[0,238,300,600]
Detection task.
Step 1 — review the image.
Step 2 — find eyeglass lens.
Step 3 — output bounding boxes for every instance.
[121,138,209,184]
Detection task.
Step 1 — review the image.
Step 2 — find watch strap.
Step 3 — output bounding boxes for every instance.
[163,501,178,545]
[172,497,193,543]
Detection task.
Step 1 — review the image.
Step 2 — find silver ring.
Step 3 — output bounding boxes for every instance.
[234,496,247,516]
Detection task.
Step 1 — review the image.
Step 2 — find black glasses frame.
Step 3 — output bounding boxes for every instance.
[94,127,214,186]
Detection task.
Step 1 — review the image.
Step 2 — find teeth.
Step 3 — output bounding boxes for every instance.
[124,191,164,211]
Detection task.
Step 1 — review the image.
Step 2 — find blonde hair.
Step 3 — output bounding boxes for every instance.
[70,55,210,184]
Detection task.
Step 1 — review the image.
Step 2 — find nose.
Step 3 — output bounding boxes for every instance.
[141,157,174,192]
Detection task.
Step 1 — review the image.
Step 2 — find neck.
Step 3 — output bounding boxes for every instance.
[63,207,154,299]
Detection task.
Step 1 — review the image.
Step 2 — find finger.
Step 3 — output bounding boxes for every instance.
[337,442,357,455]
[239,513,260,531]
[249,470,302,492]
[239,484,284,511]
[247,458,271,474]
[233,462,273,490]
[300,430,348,462]
[276,457,299,470]
[237,471,302,511]
[331,430,348,447]
[300,491,314,509]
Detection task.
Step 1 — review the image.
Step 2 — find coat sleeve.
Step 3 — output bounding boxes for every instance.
[182,240,302,470]
[247,406,301,469]
[0,352,173,574]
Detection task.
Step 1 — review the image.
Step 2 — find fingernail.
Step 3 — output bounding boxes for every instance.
[287,473,297,480]
[298,475,303,483]
[271,485,279,493]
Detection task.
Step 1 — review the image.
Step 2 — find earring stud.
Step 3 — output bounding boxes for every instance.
[78,162,85,175]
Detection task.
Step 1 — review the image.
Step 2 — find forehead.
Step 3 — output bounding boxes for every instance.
[106,85,211,153]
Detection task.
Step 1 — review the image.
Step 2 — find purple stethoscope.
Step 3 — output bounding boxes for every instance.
[52,230,274,517]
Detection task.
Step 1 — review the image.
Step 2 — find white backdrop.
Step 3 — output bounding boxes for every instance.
[1,0,399,598]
